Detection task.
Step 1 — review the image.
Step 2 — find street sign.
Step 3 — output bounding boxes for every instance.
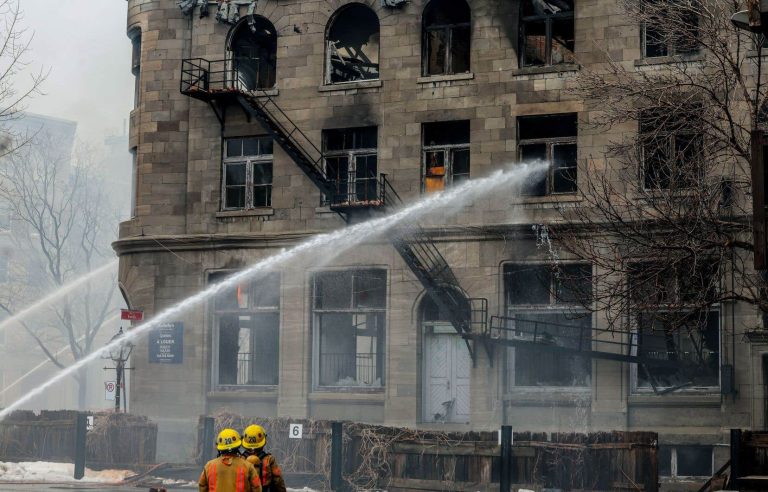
[289,423,303,439]
[121,309,144,321]
[148,322,184,364]
[105,381,116,401]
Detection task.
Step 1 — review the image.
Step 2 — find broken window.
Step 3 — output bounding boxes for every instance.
[326,4,380,83]
[504,263,592,388]
[130,147,138,218]
[222,137,274,209]
[659,445,713,478]
[229,16,277,90]
[129,29,141,107]
[323,127,378,205]
[642,0,699,58]
[422,0,471,76]
[520,0,574,67]
[313,270,386,388]
[640,109,702,190]
[518,113,578,195]
[211,271,280,387]
[422,121,470,193]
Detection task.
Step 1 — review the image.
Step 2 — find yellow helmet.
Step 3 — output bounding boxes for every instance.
[216,428,242,451]
[242,424,267,449]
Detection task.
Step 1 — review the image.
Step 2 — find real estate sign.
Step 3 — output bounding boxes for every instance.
[149,322,183,364]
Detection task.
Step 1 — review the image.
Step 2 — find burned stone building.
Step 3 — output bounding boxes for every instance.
[119,0,763,479]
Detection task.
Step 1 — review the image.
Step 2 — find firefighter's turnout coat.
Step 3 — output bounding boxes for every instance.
[245,451,287,492]
[199,454,262,492]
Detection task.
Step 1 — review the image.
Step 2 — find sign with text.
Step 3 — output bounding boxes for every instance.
[148,322,183,364]
[120,309,144,321]
[289,424,303,439]
[105,381,116,401]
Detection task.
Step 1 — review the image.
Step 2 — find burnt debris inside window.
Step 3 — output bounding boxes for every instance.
[520,0,574,67]
[229,16,277,90]
[327,4,380,83]
[643,0,700,58]
[211,271,280,387]
[422,120,470,193]
[223,137,274,209]
[640,108,702,190]
[422,0,471,76]
[518,113,578,195]
[504,263,592,387]
[323,127,378,205]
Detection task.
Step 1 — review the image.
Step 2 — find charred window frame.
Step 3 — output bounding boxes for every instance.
[210,271,281,388]
[312,269,387,389]
[628,262,721,392]
[518,113,578,196]
[326,4,380,84]
[422,121,470,193]
[642,0,700,58]
[323,127,378,204]
[639,109,703,190]
[422,0,471,76]
[503,263,593,388]
[519,0,574,67]
[129,29,142,108]
[658,445,714,478]
[222,137,274,210]
[130,147,138,218]
[228,17,278,90]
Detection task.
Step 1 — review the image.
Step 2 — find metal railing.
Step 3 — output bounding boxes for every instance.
[323,174,391,209]
[319,352,380,386]
[181,57,274,95]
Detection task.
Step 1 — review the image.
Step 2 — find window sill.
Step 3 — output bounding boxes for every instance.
[315,206,334,215]
[417,72,474,84]
[628,392,721,406]
[318,80,382,92]
[208,388,278,400]
[510,194,582,207]
[216,208,274,218]
[509,64,580,77]
[504,388,591,405]
[309,389,385,399]
[634,54,705,67]
[247,88,279,97]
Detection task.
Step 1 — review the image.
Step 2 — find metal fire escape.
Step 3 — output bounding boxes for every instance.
[180,57,487,361]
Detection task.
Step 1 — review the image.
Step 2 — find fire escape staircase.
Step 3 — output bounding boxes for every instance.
[181,57,488,362]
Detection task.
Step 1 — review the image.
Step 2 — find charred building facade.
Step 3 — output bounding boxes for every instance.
[119,0,763,479]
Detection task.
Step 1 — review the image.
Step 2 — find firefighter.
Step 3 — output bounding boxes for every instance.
[199,428,262,492]
[241,424,287,492]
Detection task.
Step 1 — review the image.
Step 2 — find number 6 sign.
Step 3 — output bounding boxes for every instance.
[289,423,303,439]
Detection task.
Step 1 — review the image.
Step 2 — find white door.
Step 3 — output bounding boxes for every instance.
[423,324,471,423]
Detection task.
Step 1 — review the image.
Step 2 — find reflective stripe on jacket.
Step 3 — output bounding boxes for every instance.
[199,454,262,492]
[245,451,286,492]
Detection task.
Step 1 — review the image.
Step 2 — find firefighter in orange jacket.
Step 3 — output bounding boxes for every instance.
[199,428,262,492]
[241,425,286,492]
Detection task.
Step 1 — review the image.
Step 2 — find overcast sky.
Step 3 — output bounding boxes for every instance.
[19,0,133,144]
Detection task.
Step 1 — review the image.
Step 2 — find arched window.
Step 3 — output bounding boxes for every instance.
[228,16,277,90]
[422,0,471,76]
[326,4,380,84]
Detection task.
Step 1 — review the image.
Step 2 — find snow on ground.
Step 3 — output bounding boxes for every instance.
[0,461,134,483]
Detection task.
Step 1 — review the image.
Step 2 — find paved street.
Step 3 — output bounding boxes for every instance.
[0,484,191,491]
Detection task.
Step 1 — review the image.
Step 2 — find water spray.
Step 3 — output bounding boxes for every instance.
[0,163,546,419]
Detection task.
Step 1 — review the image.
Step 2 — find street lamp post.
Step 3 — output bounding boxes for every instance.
[104,327,134,412]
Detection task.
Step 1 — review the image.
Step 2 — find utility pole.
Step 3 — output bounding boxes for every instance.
[103,327,134,412]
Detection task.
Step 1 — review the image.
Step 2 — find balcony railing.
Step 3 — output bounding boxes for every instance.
[324,174,392,210]
[181,57,275,97]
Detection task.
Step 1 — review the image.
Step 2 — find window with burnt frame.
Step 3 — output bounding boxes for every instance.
[323,127,378,204]
[222,137,273,210]
[312,270,386,389]
[422,121,470,193]
[520,0,574,67]
[518,113,578,195]
[642,0,700,58]
[211,271,280,387]
[504,263,592,387]
[129,29,141,108]
[640,109,703,190]
[422,0,471,76]
[326,4,380,84]
[229,16,277,90]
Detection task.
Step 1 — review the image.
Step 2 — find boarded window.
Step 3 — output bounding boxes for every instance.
[211,271,280,387]
[520,0,574,67]
[323,127,378,204]
[313,270,387,388]
[422,0,471,76]
[229,16,277,89]
[223,137,273,209]
[518,113,578,195]
[326,5,380,83]
[422,121,470,192]
[504,263,592,387]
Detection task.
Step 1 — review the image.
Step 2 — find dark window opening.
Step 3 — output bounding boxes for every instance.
[504,263,592,387]
[640,109,702,190]
[642,1,700,58]
[211,271,280,387]
[422,0,471,76]
[223,137,273,209]
[130,147,138,217]
[313,270,387,388]
[229,17,278,90]
[518,113,578,195]
[520,0,574,67]
[323,127,378,204]
[659,445,713,477]
[129,30,141,108]
[326,4,380,83]
[422,121,470,192]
